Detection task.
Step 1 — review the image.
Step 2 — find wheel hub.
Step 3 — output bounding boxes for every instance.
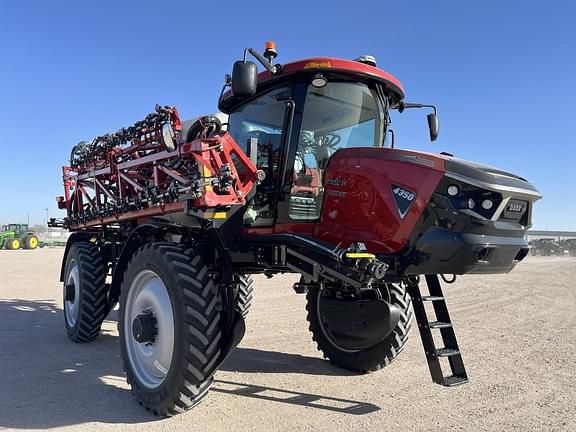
[65,283,75,302]
[124,270,175,389]
[132,311,158,344]
[318,287,401,351]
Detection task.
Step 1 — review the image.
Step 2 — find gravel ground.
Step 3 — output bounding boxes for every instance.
[0,248,574,431]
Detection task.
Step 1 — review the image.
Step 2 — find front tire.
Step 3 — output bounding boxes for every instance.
[8,238,20,250]
[119,242,221,417]
[306,282,413,372]
[63,242,108,342]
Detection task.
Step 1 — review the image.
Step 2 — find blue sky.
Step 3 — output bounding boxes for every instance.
[0,1,574,229]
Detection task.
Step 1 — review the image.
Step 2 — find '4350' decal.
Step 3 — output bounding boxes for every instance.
[391,184,416,219]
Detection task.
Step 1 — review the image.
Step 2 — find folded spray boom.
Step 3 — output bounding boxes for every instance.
[59,106,258,229]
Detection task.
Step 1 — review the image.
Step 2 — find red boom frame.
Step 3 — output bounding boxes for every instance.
[59,108,258,229]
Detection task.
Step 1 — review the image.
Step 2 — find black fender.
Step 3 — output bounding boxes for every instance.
[59,232,96,282]
[108,222,184,305]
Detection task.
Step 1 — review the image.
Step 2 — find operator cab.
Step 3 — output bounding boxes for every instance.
[9,224,22,233]
[219,44,425,228]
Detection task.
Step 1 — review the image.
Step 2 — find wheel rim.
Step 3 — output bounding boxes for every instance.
[29,237,38,248]
[124,270,175,389]
[64,259,80,326]
[316,285,392,353]
[12,240,20,249]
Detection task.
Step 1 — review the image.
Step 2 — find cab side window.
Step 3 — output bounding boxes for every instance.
[228,87,291,226]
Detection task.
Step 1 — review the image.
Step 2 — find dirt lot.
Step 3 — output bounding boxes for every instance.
[0,249,574,431]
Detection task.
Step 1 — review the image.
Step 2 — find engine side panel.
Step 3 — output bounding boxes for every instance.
[244,148,445,252]
[314,148,445,252]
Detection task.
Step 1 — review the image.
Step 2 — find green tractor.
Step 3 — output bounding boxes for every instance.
[0,224,39,250]
[568,239,576,257]
[529,238,561,256]
[558,238,576,257]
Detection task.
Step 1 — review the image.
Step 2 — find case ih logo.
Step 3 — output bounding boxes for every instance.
[326,178,347,187]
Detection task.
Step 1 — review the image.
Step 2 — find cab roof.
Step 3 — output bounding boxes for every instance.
[219,57,405,113]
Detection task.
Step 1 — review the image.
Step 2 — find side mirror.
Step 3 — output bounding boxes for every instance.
[232,61,258,98]
[161,123,177,152]
[427,113,439,141]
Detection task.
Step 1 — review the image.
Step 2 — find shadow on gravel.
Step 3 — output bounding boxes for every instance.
[222,347,356,376]
[218,348,379,414]
[0,298,158,429]
[212,379,380,415]
[0,299,378,427]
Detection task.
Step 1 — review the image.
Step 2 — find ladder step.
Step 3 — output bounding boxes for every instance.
[443,375,468,387]
[407,276,468,388]
[421,296,445,302]
[429,321,452,329]
[436,348,460,357]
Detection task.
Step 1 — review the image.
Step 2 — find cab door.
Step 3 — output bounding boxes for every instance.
[227,86,294,227]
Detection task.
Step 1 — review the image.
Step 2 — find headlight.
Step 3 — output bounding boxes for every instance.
[481,199,494,210]
[447,185,460,196]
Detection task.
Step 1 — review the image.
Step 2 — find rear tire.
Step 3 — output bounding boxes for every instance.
[25,235,39,249]
[119,242,221,417]
[234,274,254,318]
[306,282,413,372]
[63,242,108,342]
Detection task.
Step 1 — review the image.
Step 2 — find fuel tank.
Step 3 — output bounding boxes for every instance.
[317,147,541,275]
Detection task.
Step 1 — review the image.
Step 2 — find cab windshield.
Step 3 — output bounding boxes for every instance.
[298,81,387,153]
[289,81,387,221]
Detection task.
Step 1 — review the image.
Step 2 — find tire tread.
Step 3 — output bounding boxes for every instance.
[234,274,254,318]
[65,242,108,343]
